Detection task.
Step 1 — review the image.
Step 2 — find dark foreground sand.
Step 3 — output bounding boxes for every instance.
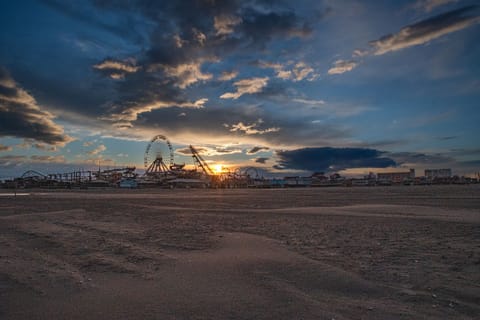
[0,185,479,319]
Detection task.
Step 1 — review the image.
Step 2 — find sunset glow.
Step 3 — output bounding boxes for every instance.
[0,1,479,179]
[213,164,226,175]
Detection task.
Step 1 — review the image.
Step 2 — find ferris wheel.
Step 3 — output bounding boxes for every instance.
[243,167,260,178]
[144,135,174,174]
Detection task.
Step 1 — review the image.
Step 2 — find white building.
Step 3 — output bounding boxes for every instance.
[425,169,452,179]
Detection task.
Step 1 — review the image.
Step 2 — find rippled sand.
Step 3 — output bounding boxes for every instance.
[1,185,479,319]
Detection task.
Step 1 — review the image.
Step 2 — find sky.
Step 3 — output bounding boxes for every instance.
[0,0,479,179]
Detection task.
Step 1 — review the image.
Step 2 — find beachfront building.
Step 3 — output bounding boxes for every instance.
[425,168,452,179]
[377,169,415,184]
[284,176,312,187]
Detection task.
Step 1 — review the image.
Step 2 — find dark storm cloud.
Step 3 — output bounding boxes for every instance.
[13,0,326,145]
[275,147,396,172]
[93,0,239,29]
[84,0,316,125]
[5,0,326,146]
[0,68,72,146]
[247,146,270,154]
[240,8,312,45]
[92,0,310,43]
[254,157,269,164]
[104,70,208,124]
[370,5,480,55]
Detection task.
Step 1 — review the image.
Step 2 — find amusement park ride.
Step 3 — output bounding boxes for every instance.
[143,135,175,177]
[141,135,257,188]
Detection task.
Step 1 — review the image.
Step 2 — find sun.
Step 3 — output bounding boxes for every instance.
[213,164,223,174]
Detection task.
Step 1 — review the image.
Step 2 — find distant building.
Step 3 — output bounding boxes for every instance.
[425,168,452,179]
[284,176,312,187]
[311,172,328,181]
[377,169,415,184]
[119,178,138,188]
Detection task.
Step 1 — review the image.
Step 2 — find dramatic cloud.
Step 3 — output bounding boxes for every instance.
[83,0,315,129]
[93,58,140,79]
[131,102,349,148]
[415,0,459,12]
[108,97,208,124]
[192,28,206,46]
[339,5,479,74]
[352,49,369,57]
[254,157,269,164]
[275,147,396,172]
[0,67,72,146]
[240,8,313,43]
[258,61,286,76]
[292,98,325,105]
[13,0,322,142]
[176,145,241,156]
[173,34,188,48]
[220,77,269,99]
[215,147,242,154]
[218,70,238,81]
[291,62,317,81]
[225,119,280,135]
[247,146,270,154]
[370,6,480,55]
[87,144,106,155]
[33,143,57,151]
[258,61,318,81]
[2,1,477,178]
[161,62,213,89]
[0,144,12,152]
[176,147,196,156]
[328,60,358,75]
[214,14,242,36]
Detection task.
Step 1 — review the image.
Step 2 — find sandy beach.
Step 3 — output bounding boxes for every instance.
[1,185,479,319]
